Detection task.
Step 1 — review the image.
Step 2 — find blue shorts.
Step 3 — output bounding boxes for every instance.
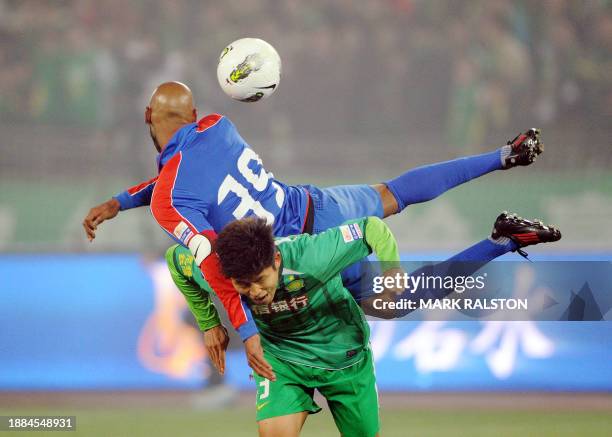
[299,184,383,301]
[299,184,384,233]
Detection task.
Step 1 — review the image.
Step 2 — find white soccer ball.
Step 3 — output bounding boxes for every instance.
[217,38,281,102]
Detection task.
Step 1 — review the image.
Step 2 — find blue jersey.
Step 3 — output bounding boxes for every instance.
[114,113,383,340]
[115,114,309,245]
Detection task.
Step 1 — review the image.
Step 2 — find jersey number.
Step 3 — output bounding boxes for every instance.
[258,379,270,400]
[217,148,284,223]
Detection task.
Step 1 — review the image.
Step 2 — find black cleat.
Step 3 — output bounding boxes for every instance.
[502,128,544,169]
[492,211,561,257]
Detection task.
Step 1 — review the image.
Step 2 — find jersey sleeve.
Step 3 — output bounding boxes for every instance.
[281,217,400,284]
[362,216,401,270]
[114,176,158,210]
[281,218,372,284]
[165,244,221,331]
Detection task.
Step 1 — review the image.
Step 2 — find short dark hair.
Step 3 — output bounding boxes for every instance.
[215,217,276,281]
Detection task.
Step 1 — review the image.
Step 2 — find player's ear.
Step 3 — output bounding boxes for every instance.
[191,108,197,122]
[273,251,281,269]
[145,106,152,124]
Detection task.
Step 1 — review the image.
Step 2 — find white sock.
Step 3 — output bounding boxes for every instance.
[500,145,512,167]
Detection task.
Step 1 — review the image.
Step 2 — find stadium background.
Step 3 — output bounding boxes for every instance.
[1,0,610,435]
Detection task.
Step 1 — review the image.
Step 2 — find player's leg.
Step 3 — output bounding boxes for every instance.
[377,129,543,217]
[253,352,321,436]
[302,130,543,296]
[360,211,562,318]
[258,412,309,437]
[302,130,543,228]
[317,348,380,437]
[305,184,384,234]
[305,180,522,299]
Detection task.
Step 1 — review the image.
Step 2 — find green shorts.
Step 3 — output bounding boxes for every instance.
[253,348,379,437]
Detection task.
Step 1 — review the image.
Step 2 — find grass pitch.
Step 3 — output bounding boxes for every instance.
[1,407,610,437]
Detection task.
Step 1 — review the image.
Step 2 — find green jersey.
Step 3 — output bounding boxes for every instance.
[166,216,399,370]
[253,217,397,370]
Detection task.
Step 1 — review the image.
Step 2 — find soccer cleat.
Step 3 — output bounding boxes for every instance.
[492,211,561,257]
[502,128,544,169]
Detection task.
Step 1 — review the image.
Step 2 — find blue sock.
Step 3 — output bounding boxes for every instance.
[394,237,518,308]
[447,237,518,262]
[385,149,503,211]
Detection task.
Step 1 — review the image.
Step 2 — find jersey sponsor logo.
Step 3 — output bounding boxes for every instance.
[177,253,194,277]
[251,295,309,315]
[340,223,363,243]
[349,223,362,240]
[173,221,194,244]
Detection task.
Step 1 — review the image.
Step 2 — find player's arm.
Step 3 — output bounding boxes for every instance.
[82,176,158,241]
[115,176,158,210]
[285,216,401,284]
[165,244,231,373]
[150,161,275,380]
[165,244,221,331]
[284,217,403,318]
[358,218,407,319]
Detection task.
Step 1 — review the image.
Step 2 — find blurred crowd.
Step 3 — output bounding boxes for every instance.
[1,0,610,151]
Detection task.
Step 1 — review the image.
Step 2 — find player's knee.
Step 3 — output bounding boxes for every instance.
[258,413,305,437]
[371,184,399,217]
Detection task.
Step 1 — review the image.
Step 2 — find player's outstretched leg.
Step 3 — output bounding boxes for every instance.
[379,129,544,216]
[361,211,561,318]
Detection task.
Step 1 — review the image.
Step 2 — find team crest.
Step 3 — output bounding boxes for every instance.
[286,279,305,293]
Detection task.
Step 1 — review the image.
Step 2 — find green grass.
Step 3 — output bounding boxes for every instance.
[1,408,610,437]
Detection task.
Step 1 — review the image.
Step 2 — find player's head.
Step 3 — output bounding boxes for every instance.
[215,217,281,305]
[145,81,197,152]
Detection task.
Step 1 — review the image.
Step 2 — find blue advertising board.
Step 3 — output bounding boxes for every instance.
[1,254,610,391]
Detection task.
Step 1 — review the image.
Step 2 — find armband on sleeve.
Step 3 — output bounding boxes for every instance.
[188,234,212,265]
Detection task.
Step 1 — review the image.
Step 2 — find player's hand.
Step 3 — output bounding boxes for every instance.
[244,334,276,381]
[204,325,230,375]
[83,198,121,241]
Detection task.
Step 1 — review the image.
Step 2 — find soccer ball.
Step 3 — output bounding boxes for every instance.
[217,38,281,102]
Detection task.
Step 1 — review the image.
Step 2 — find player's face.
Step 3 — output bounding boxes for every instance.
[232,253,281,305]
